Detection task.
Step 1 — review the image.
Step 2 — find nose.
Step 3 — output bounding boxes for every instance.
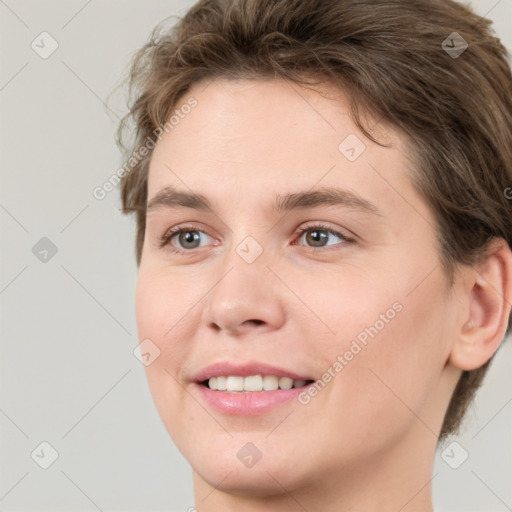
[202,250,287,337]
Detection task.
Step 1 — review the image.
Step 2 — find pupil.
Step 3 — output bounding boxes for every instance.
[307,229,327,247]
[180,231,200,248]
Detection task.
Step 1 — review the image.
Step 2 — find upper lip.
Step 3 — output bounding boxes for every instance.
[193,361,313,383]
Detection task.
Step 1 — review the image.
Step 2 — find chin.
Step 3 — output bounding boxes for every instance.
[192,455,310,498]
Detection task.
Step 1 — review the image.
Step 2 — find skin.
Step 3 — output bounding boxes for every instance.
[135,78,512,512]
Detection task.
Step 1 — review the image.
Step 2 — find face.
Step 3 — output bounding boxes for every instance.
[135,78,460,496]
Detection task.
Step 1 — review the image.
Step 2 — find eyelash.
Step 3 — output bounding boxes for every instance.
[157,223,354,255]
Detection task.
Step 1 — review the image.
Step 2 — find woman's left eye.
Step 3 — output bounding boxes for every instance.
[158,224,353,254]
[294,225,353,250]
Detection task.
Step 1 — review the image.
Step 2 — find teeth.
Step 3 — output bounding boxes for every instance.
[226,376,244,391]
[278,377,293,390]
[244,375,263,391]
[216,376,227,391]
[207,375,308,392]
[263,375,279,391]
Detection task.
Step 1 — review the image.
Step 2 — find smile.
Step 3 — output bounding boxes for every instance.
[193,362,316,415]
[205,375,312,392]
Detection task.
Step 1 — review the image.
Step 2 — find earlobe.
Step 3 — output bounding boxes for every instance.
[449,238,512,371]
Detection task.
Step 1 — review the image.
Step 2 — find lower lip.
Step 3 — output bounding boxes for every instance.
[194,383,310,415]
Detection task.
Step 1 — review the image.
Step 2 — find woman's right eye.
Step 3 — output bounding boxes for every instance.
[158,226,214,254]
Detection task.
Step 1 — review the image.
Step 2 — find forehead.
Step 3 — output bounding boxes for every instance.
[146,78,424,221]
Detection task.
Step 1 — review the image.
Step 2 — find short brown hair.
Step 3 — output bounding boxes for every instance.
[115,0,512,440]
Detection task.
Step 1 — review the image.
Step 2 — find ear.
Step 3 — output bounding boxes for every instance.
[449,238,512,371]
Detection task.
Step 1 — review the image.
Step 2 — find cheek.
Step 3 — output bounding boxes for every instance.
[134,270,189,426]
[135,267,198,347]
[317,274,453,446]
[135,270,163,340]
[279,264,391,340]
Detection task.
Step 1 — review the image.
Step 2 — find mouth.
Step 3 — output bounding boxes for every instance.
[200,375,315,392]
[193,362,316,415]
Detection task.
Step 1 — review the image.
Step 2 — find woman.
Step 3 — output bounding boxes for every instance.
[116,0,512,509]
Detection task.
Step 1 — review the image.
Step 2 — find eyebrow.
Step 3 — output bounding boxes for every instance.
[146,185,381,216]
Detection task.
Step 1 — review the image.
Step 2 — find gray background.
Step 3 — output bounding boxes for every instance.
[0,1,511,511]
